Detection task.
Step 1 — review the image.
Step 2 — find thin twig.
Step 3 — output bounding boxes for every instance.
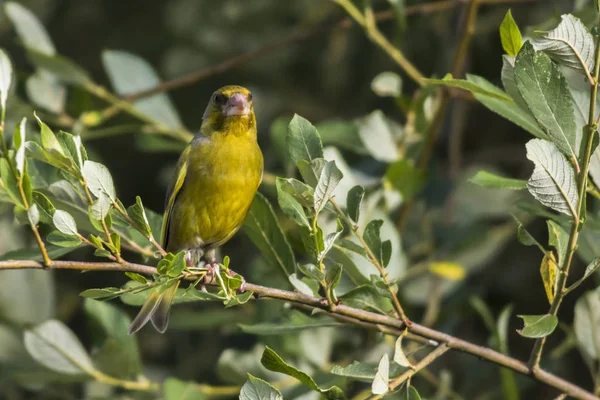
[368,343,450,400]
[528,30,600,371]
[0,259,596,398]
[330,198,410,324]
[333,0,426,86]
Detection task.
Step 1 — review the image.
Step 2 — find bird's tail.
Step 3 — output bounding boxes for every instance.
[128,280,180,334]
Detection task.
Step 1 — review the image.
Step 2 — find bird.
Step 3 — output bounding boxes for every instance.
[128,85,264,334]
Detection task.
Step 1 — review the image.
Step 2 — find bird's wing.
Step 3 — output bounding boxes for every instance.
[161,145,191,250]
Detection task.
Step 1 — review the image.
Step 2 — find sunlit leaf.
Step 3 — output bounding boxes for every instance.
[286,114,323,165]
[240,374,282,400]
[372,354,389,395]
[314,161,343,213]
[52,209,78,236]
[260,346,346,399]
[24,320,93,375]
[500,10,523,57]
[0,49,12,110]
[525,139,578,217]
[102,50,183,129]
[371,72,402,97]
[532,14,595,76]
[515,43,577,160]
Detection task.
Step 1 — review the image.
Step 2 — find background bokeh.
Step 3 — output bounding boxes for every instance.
[0,0,596,399]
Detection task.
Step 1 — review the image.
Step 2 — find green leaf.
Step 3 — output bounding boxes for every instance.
[298,263,325,281]
[500,10,523,56]
[297,158,327,188]
[1,157,22,205]
[547,220,569,263]
[26,72,65,114]
[33,192,55,224]
[517,314,558,338]
[517,224,540,247]
[25,49,91,85]
[125,272,147,284]
[331,362,378,381]
[4,2,55,55]
[276,178,309,227]
[0,269,55,325]
[56,131,86,170]
[82,160,116,201]
[83,298,141,377]
[127,196,152,237]
[240,374,283,400]
[286,114,323,165]
[24,320,94,375]
[372,354,389,395]
[0,244,77,262]
[326,263,343,291]
[243,193,295,278]
[515,42,577,160]
[346,185,365,223]
[525,139,578,217]
[52,209,78,236]
[385,160,426,200]
[79,287,122,301]
[89,194,112,221]
[289,273,319,296]
[260,346,346,399]
[405,386,422,400]
[36,115,67,159]
[356,110,399,163]
[276,177,314,208]
[426,73,513,102]
[163,378,207,400]
[239,311,339,335]
[469,170,527,190]
[371,72,402,97]
[364,220,384,267]
[102,50,183,129]
[531,14,595,76]
[47,230,81,248]
[224,291,253,308]
[0,49,12,110]
[314,161,343,213]
[574,289,600,360]
[468,73,547,139]
[342,285,394,313]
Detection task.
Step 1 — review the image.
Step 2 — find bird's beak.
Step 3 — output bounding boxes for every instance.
[224,93,251,116]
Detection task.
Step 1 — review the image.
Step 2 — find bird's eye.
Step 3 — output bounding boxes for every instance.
[213,93,227,105]
[247,92,253,101]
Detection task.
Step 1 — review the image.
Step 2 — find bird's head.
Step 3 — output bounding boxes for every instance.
[201,86,255,136]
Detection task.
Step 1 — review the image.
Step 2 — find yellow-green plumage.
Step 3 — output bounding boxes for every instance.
[128,85,263,334]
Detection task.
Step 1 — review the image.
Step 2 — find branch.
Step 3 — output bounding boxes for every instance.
[122,0,541,103]
[0,259,597,399]
[528,29,600,370]
[333,0,426,86]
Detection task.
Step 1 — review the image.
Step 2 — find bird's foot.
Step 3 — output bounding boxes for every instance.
[202,262,220,284]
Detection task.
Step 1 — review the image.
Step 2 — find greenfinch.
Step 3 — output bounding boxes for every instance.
[128,85,263,334]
